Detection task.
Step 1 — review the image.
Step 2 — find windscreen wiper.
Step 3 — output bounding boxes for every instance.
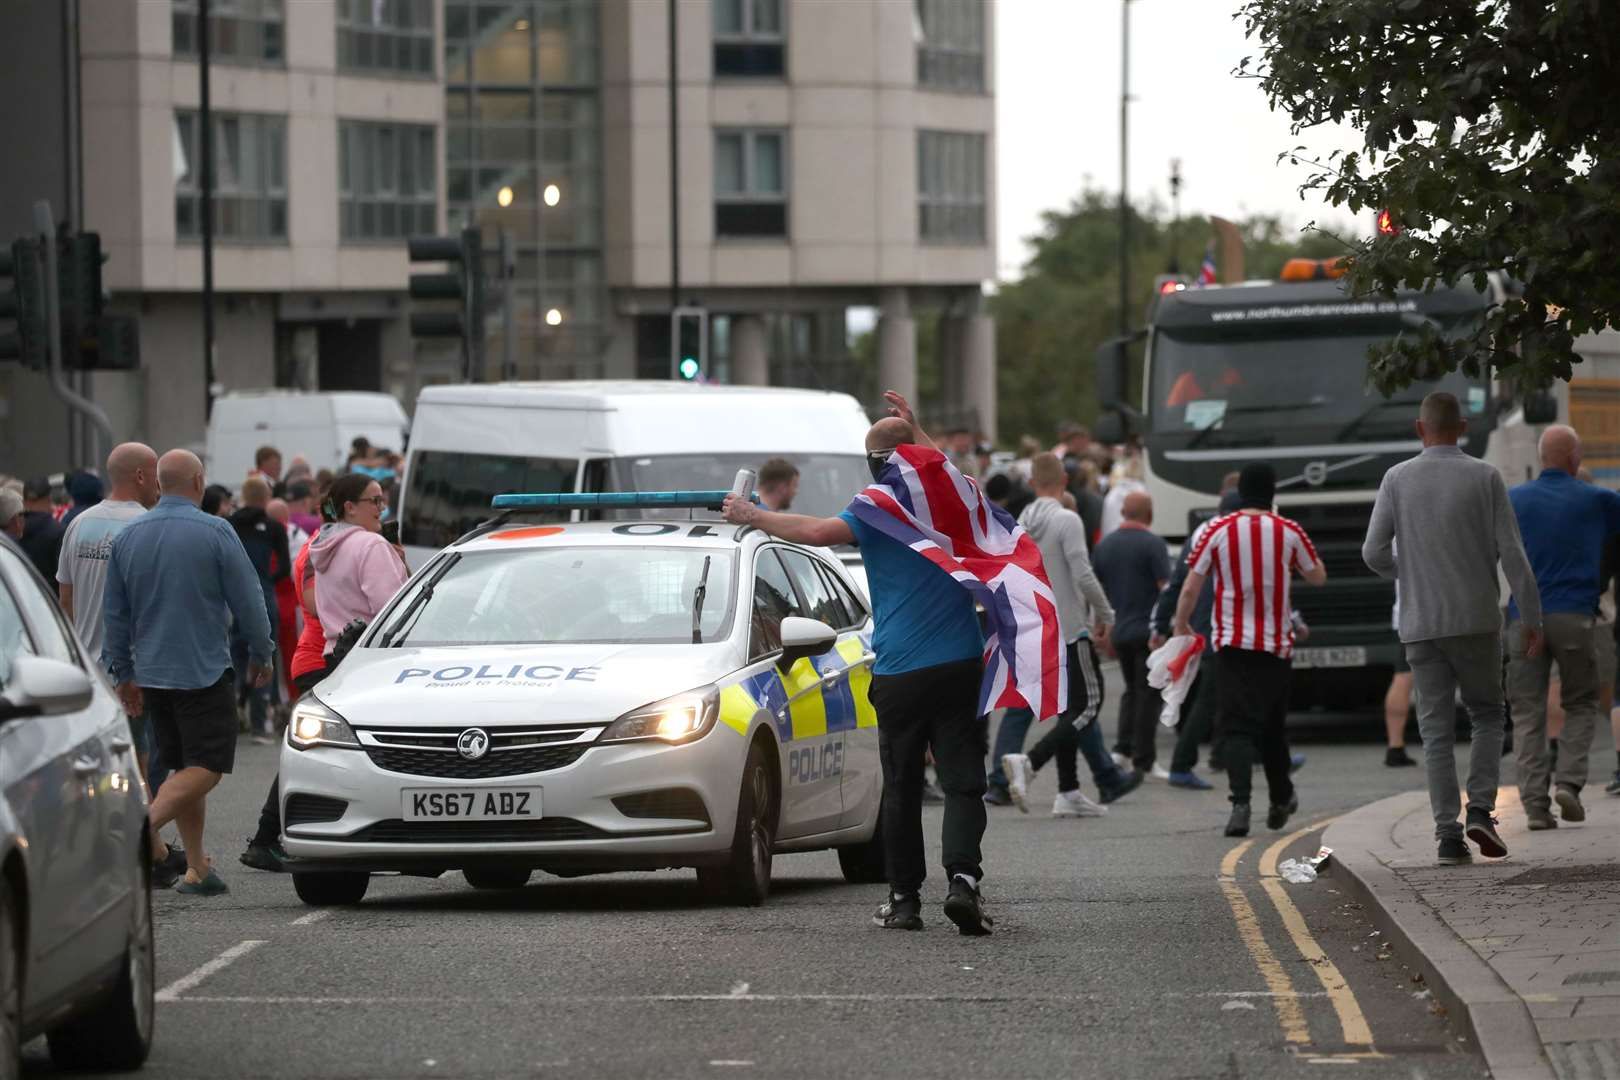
[380,553,461,648]
[691,555,712,645]
[1184,400,1323,449]
[1335,397,1420,443]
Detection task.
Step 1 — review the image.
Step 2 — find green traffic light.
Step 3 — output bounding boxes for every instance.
[679,357,700,379]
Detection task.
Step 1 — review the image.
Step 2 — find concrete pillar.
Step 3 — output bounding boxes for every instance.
[876,287,916,406]
[962,312,997,444]
[732,315,769,386]
[938,315,964,424]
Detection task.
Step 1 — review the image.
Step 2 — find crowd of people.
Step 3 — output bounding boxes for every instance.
[0,435,408,895]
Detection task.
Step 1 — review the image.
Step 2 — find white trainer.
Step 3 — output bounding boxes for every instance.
[1052,790,1108,817]
[1001,753,1033,814]
[1150,763,1172,781]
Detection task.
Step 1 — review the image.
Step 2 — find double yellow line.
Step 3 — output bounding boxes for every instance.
[1218,816,1375,1050]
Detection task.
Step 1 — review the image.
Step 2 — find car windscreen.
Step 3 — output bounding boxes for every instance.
[1148,319,1487,441]
[613,453,868,524]
[380,547,736,646]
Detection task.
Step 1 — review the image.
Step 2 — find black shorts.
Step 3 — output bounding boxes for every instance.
[146,671,238,775]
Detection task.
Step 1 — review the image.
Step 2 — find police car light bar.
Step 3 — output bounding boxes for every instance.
[490,491,760,511]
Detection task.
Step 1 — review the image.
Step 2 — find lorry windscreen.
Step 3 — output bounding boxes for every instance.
[1149,321,1486,444]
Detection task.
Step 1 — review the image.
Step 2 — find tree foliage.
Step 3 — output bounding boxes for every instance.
[1238,0,1620,394]
[986,189,1345,444]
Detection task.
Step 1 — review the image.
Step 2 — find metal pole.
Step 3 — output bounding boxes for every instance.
[200,0,216,419]
[500,229,514,381]
[668,0,680,376]
[1117,0,1130,337]
[34,201,114,461]
[62,0,84,465]
[1168,157,1182,273]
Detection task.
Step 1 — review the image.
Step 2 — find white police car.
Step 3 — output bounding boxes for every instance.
[278,491,884,907]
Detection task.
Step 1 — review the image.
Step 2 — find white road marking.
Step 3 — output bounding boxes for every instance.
[162,990,1331,1006]
[291,910,331,926]
[728,981,750,997]
[155,940,267,1002]
[708,1062,754,1068]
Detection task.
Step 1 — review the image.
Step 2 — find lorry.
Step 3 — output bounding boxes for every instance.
[1093,262,1599,713]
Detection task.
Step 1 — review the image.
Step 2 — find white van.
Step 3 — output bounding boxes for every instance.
[399,381,873,572]
[205,390,410,488]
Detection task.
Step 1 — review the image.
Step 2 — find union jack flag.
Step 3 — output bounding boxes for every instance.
[847,445,1067,720]
[1198,243,1218,286]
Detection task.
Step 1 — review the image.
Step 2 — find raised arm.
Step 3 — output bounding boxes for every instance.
[882,390,939,453]
[722,497,854,547]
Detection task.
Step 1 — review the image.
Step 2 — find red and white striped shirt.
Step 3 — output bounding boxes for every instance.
[1188,510,1320,658]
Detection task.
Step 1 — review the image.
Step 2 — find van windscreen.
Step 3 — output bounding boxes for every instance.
[402,450,576,549]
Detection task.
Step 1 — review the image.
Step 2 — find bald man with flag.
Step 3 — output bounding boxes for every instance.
[723,391,1064,936]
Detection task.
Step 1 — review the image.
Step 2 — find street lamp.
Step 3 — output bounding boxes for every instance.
[543,183,561,207]
[497,185,515,208]
[545,308,563,326]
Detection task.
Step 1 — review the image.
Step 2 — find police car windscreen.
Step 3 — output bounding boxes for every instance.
[616,454,868,522]
[379,548,736,646]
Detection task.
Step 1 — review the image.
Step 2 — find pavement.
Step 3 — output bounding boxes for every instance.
[22,684,1506,1079]
[1325,733,1620,1080]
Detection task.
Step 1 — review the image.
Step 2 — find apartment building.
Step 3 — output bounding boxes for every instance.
[0,0,996,477]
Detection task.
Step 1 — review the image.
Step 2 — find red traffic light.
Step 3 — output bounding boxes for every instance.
[1376,209,1401,236]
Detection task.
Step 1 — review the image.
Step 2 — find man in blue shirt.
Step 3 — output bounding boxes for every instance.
[723,392,992,936]
[1506,426,1620,829]
[104,449,275,895]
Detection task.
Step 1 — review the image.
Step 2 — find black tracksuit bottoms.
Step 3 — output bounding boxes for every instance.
[868,658,986,895]
[1216,647,1296,808]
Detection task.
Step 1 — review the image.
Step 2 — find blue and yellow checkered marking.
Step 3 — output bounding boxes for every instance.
[736,633,875,742]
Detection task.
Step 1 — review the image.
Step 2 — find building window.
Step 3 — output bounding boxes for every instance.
[337,0,435,77]
[714,0,784,78]
[174,110,288,243]
[715,130,787,239]
[918,130,985,244]
[915,0,984,92]
[340,122,437,241]
[172,0,284,64]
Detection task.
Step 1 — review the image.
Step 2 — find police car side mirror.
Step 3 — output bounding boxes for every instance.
[777,616,838,674]
[0,656,94,724]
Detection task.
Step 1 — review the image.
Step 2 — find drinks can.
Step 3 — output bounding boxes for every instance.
[731,468,756,501]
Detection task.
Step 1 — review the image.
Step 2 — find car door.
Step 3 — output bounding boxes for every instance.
[812,561,879,831]
[774,549,864,836]
[744,548,841,839]
[0,550,110,1016]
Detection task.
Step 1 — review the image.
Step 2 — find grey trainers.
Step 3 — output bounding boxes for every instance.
[1525,807,1559,831]
[1554,785,1586,823]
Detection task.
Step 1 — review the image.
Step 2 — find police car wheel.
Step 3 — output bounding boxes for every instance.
[697,742,775,906]
[292,872,370,906]
[463,867,532,890]
[836,816,886,884]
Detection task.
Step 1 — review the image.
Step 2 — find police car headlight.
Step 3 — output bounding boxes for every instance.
[601,686,720,745]
[288,698,361,751]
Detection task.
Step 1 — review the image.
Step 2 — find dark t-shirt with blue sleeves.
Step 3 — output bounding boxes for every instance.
[838,509,983,676]
[1509,469,1620,618]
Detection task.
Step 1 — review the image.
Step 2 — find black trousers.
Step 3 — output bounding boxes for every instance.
[1112,641,1162,770]
[1170,654,1220,773]
[1028,638,1105,792]
[255,664,333,846]
[1216,648,1295,807]
[868,659,986,894]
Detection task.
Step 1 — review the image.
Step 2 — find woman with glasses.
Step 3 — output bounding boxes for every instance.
[306,472,409,663]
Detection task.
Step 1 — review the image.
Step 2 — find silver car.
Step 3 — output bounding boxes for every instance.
[0,535,153,1075]
[279,519,886,907]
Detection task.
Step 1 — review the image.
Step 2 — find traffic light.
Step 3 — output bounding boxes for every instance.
[0,238,46,369]
[671,307,707,381]
[57,231,123,369]
[409,228,485,380]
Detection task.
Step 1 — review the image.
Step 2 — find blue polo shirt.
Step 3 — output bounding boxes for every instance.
[1508,469,1620,619]
[839,510,983,676]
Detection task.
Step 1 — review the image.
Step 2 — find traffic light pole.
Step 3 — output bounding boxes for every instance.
[34,200,112,466]
[1117,0,1131,339]
[200,0,216,420]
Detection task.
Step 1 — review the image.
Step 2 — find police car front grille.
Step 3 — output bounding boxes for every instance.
[340,818,607,843]
[362,742,590,779]
[612,788,711,825]
[284,794,348,827]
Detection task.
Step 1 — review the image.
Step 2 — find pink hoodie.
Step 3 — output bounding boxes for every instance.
[308,523,410,653]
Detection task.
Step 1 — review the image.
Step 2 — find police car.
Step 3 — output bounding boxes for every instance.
[278,490,884,907]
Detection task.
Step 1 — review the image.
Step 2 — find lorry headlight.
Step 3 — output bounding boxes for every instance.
[601,686,720,745]
[288,698,361,751]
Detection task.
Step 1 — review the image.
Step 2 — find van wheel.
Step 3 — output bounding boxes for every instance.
[1,880,21,1080]
[46,852,155,1071]
[698,742,775,906]
[293,872,370,906]
[836,814,886,884]
[464,868,531,890]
